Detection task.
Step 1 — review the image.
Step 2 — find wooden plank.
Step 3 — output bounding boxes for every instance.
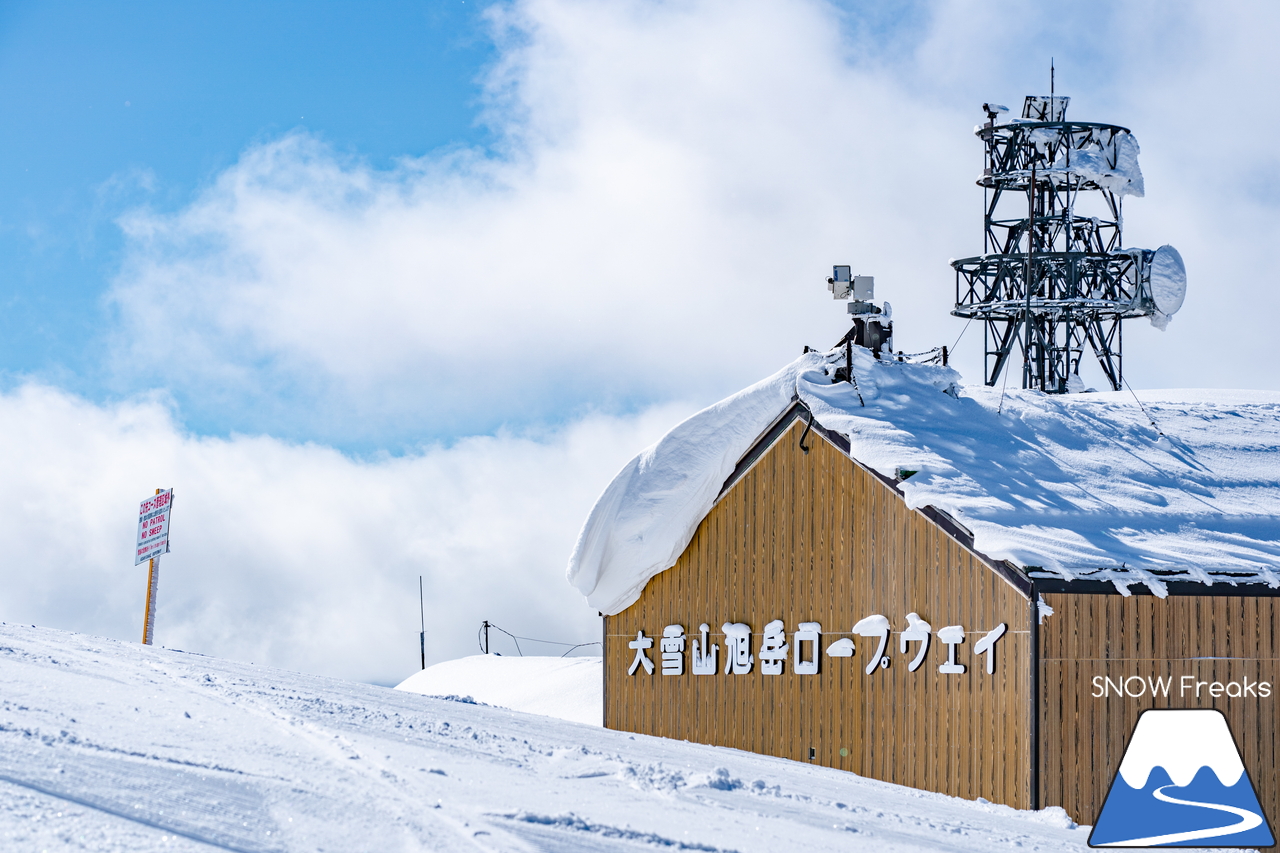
[605,419,1032,808]
[1039,591,1280,825]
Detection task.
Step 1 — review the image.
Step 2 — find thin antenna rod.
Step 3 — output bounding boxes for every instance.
[1025,161,1036,388]
[1051,58,1054,98]
[418,575,426,670]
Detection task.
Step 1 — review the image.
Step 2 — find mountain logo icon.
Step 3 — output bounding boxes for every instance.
[1089,709,1274,848]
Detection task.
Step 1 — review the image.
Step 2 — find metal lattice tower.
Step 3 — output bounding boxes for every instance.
[951,93,1172,393]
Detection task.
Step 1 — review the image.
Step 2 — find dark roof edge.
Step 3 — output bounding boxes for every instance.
[1032,576,1280,597]
[716,396,1033,599]
[918,505,1033,598]
[716,401,802,500]
[717,399,852,500]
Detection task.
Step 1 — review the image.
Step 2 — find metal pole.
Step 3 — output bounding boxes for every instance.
[418,575,426,670]
[1029,587,1042,809]
[1024,162,1036,389]
[141,487,162,645]
[483,620,490,655]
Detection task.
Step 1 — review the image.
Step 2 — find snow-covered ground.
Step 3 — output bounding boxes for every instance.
[396,654,602,727]
[0,622,1108,852]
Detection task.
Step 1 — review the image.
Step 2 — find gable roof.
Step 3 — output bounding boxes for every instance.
[567,346,1280,615]
[718,400,1035,599]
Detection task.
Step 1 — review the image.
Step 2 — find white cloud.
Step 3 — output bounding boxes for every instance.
[109,0,985,442]
[0,383,689,683]
[109,0,1280,435]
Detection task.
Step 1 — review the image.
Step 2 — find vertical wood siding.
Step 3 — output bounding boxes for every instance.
[604,420,1034,807]
[1040,592,1280,826]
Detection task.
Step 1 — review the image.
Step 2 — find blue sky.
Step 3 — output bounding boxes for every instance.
[3,0,1280,681]
[0,1,493,431]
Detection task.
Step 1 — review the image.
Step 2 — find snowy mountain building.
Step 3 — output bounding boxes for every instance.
[567,350,1280,826]
[568,93,1278,829]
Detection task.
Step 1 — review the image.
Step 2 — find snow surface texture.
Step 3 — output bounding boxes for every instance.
[569,348,1280,612]
[396,654,602,726]
[0,623,1092,852]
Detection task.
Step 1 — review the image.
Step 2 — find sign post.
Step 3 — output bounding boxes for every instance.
[136,488,174,646]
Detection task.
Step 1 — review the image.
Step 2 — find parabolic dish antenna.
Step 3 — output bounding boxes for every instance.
[1149,244,1186,316]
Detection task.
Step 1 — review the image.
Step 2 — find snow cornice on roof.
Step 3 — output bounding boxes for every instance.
[567,348,1280,615]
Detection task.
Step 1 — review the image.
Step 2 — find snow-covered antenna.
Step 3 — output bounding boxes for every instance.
[825,265,892,359]
[951,87,1186,392]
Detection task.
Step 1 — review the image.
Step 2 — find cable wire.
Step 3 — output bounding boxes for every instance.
[478,621,603,657]
[557,642,603,658]
[797,399,814,454]
[950,317,973,355]
[1122,376,1167,439]
[997,360,1011,415]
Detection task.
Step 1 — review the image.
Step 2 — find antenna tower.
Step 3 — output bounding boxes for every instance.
[951,76,1184,392]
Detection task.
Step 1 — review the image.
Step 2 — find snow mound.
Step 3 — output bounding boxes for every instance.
[396,654,602,726]
[570,347,1280,612]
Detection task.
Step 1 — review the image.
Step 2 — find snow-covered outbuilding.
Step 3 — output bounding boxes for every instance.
[568,346,1280,826]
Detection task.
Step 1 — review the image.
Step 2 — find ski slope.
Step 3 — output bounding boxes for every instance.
[0,623,1102,852]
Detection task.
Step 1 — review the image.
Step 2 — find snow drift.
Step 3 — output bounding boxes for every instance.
[396,654,602,726]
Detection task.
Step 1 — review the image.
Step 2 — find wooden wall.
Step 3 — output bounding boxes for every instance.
[605,418,1035,807]
[1040,592,1280,826]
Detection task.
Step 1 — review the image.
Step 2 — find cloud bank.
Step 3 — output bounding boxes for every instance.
[0,382,688,683]
[108,0,976,445]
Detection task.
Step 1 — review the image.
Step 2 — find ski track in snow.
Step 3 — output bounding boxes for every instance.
[0,623,1134,852]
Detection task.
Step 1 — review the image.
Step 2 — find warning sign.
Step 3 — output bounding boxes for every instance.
[136,489,174,565]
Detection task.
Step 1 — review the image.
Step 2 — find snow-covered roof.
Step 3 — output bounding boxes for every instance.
[567,346,1280,615]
